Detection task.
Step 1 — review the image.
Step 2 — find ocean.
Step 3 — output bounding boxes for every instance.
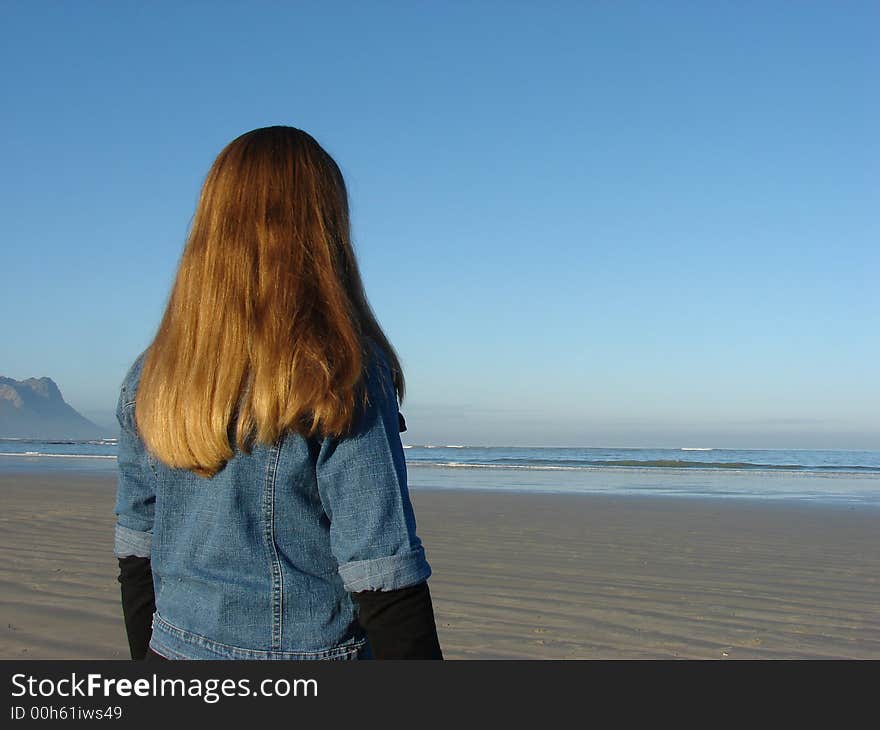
[2,438,879,507]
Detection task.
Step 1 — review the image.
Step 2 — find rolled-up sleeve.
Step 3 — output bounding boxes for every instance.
[113,375,155,559]
[316,351,431,593]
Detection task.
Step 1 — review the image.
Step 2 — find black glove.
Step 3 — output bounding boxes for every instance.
[117,556,156,660]
[353,581,443,659]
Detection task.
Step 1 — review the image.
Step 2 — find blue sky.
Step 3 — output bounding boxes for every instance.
[1,1,877,448]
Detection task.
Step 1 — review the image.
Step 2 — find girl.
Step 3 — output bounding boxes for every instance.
[114,126,442,660]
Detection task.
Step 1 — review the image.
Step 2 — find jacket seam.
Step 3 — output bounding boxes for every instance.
[151,613,364,660]
[265,443,284,651]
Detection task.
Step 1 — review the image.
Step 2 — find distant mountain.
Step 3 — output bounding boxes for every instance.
[0,376,107,439]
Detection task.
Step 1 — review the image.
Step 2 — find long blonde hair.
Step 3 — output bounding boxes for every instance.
[135,126,404,478]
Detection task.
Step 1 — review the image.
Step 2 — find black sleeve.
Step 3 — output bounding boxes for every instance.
[117,556,156,660]
[353,581,443,659]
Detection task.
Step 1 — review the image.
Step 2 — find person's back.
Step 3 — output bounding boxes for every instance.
[113,126,442,660]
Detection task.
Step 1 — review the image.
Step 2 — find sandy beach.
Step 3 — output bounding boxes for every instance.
[1,473,878,659]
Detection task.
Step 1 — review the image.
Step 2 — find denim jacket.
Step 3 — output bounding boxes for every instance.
[113,344,431,660]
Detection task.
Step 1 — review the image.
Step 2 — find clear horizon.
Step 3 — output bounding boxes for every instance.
[2,2,877,450]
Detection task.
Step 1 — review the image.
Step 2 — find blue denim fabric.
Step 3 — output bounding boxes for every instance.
[113,344,430,660]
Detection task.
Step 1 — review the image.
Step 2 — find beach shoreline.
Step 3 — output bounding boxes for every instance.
[1,473,878,659]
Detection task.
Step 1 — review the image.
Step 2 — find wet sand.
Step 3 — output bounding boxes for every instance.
[1,473,878,659]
